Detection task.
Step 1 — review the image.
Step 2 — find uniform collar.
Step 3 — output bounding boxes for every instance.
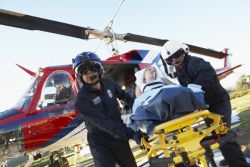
[184,55,191,63]
[178,55,191,71]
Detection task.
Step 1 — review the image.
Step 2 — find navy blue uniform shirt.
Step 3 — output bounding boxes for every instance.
[75,78,134,140]
[176,55,229,107]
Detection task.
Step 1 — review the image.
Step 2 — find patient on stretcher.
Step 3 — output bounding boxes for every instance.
[135,65,173,97]
[129,65,207,135]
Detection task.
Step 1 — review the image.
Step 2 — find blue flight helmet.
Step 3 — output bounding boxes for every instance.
[72,52,104,84]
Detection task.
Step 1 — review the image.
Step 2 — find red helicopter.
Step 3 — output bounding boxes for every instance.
[0,8,241,166]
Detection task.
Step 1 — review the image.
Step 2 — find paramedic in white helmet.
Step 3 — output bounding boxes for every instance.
[160,40,250,167]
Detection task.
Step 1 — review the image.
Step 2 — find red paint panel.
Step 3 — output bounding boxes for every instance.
[23,111,77,151]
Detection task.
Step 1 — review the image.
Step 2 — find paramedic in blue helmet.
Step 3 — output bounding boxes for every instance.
[161,40,250,167]
[72,52,144,167]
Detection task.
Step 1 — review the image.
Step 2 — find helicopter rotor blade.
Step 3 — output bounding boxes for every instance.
[122,33,228,59]
[86,31,227,59]
[0,9,92,39]
[0,9,228,59]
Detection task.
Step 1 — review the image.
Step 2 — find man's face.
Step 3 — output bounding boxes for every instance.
[82,71,99,85]
[55,83,63,93]
[166,53,185,69]
[79,60,102,85]
[171,54,185,68]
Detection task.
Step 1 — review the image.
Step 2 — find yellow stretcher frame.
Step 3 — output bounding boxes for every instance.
[140,110,230,167]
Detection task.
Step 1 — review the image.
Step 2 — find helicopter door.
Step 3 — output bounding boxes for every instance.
[26,71,77,149]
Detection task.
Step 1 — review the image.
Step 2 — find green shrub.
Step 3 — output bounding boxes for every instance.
[230,89,250,100]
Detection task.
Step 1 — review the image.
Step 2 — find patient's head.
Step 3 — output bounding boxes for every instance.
[143,66,157,84]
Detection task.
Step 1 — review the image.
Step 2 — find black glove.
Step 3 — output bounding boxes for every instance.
[133,130,149,145]
[123,127,135,140]
[115,125,149,144]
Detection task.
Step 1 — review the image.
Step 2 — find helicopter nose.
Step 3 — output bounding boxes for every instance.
[0,108,24,161]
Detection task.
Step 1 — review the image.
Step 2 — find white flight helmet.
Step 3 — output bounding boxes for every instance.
[161,40,189,64]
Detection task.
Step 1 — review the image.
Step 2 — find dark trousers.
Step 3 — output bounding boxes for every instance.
[209,97,249,167]
[88,134,137,167]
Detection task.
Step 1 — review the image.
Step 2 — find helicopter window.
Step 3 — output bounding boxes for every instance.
[37,71,75,109]
[16,74,40,110]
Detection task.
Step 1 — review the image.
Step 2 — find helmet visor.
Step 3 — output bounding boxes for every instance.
[78,60,102,75]
[165,49,185,65]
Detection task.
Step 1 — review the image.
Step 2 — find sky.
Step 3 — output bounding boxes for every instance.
[0,0,249,111]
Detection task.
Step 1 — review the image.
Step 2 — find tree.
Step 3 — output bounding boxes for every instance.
[236,74,250,90]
